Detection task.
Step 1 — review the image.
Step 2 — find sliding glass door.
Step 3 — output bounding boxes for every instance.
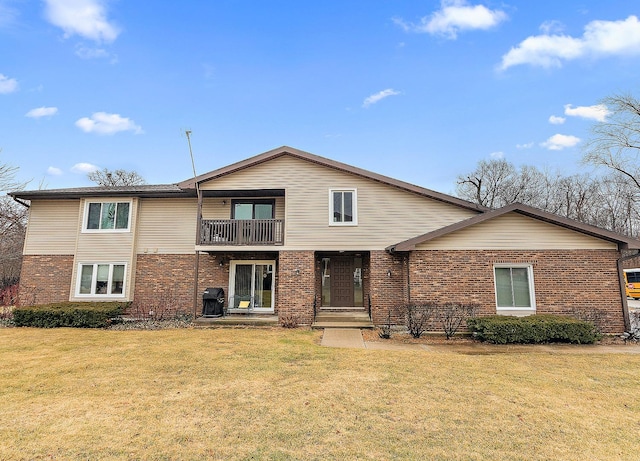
[229,260,275,313]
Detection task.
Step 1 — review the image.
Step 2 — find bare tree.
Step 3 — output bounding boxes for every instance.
[456,158,640,236]
[88,168,146,187]
[0,151,28,289]
[583,93,640,191]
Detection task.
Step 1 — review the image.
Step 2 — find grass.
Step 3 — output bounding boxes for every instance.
[1,327,639,460]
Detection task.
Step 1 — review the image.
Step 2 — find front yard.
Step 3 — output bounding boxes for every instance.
[1,327,639,460]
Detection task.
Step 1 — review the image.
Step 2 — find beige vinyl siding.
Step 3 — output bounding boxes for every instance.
[202,196,285,220]
[23,200,80,255]
[200,155,477,250]
[415,213,617,250]
[71,198,139,301]
[136,198,198,254]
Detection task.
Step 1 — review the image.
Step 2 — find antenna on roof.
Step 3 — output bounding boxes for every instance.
[185,130,197,178]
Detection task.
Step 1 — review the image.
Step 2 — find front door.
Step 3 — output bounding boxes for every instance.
[331,257,354,307]
[321,255,363,308]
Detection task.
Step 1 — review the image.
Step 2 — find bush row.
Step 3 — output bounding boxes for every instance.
[13,302,129,328]
[466,314,601,344]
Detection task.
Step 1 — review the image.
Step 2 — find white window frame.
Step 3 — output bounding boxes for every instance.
[329,189,358,226]
[82,199,132,233]
[493,264,536,312]
[76,262,127,298]
[228,260,276,313]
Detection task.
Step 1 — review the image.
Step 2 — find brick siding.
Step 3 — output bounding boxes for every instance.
[406,249,625,334]
[277,250,315,324]
[18,255,74,306]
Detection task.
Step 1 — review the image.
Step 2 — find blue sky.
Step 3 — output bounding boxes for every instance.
[1,0,639,195]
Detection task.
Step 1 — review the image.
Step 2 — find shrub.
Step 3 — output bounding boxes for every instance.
[279,313,299,328]
[403,303,436,338]
[467,314,601,344]
[13,302,128,328]
[378,310,393,339]
[439,303,478,339]
[0,284,18,307]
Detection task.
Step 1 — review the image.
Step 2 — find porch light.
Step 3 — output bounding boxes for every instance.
[387,269,392,277]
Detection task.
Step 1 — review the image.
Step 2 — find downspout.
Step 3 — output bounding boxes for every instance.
[10,196,30,208]
[617,249,640,332]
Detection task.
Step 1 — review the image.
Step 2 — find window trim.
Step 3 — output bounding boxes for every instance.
[76,262,127,298]
[493,263,536,312]
[328,188,358,226]
[82,199,132,233]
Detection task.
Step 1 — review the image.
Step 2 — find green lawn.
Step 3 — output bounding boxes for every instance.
[1,327,639,460]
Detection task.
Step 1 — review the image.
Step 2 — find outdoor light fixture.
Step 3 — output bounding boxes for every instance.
[387,269,392,277]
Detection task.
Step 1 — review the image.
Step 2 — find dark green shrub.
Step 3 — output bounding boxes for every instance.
[13,302,128,328]
[466,314,601,344]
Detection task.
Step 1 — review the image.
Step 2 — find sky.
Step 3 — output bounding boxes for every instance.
[1,0,640,195]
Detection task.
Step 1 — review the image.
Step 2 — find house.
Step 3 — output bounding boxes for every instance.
[10,146,640,333]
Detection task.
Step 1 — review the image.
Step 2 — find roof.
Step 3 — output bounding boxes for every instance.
[177,145,486,212]
[387,202,640,251]
[9,184,193,200]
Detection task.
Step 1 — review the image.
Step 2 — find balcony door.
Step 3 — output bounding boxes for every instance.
[228,260,275,313]
[232,200,274,219]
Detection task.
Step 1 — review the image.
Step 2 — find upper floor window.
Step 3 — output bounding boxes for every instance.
[84,201,131,232]
[329,189,357,226]
[494,265,536,311]
[231,199,275,220]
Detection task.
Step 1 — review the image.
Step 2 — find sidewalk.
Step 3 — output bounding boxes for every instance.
[320,328,640,354]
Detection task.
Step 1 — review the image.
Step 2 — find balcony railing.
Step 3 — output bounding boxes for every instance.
[200,219,284,246]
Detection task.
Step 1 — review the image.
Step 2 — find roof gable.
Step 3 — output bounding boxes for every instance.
[178,146,485,212]
[388,202,640,251]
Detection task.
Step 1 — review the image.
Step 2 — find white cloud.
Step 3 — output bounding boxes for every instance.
[394,0,507,39]
[516,142,534,149]
[71,162,99,174]
[564,103,610,122]
[489,151,504,159]
[541,134,581,150]
[75,112,143,135]
[362,89,401,108]
[500,15,640,70]
[0,73,18,93]
[44,0,120,43]
[548,115,565,125]
[25,106,58,118]
[75,44,110,59]
[47,166,63,175]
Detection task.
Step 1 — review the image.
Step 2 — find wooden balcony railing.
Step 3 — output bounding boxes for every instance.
[200,219,284,246]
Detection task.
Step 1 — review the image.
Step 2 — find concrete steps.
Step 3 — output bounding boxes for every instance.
[312,311,374,329]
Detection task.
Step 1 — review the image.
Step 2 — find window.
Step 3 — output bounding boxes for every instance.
[228,260,275,312]
[84,201,131,231]
[494,265,535,310]
[77,263,126,297]
[329,189,357,225]
[231,199,274,219]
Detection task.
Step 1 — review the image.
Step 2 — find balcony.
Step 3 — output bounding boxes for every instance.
[200,219,284,246]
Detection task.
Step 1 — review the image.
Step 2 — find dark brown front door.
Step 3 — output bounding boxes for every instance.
[331,257,354,307]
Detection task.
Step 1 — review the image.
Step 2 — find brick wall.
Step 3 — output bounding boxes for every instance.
[369,250,409,325]
[132,254,196,316]
[277,250,315,324]
[18,255,74,306]
[407,249,625,334]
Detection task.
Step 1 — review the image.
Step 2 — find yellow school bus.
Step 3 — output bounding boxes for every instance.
[624,269,640,299]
